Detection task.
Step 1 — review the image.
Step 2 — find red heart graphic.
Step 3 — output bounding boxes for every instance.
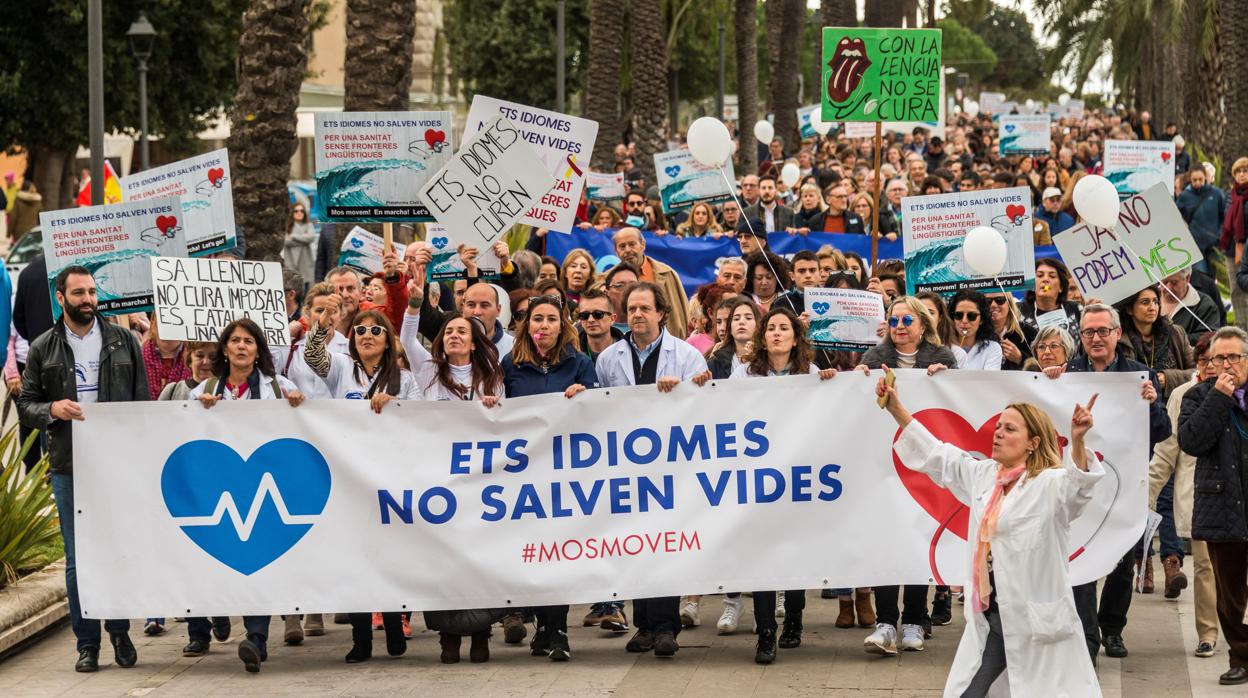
[1005,204,1025,222]
[207,167,225,186]
[1160,151,1172,163]
[425,129,446,148]
[155,215,178,234]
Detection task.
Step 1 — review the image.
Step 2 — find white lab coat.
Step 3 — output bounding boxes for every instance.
[894,420,1103,698]
[272,330,349,399]
[594,330,708,387]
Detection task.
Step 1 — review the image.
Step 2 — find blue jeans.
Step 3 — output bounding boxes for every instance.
[51,473,130,651]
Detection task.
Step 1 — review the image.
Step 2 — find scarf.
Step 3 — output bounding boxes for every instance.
[971,464,1027,614]
[142,341,190,400]
[1220,183,1248,250]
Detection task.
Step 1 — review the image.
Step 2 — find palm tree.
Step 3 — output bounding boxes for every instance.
[629,0,669,186]
[344,0,416,111]
[820,0,856,26]
[226,0,310,262]
[735,0,759,175]
[770,0,806,152]
[585,0,625,170]
[864,0,904,26]
[1223,0,1248,169]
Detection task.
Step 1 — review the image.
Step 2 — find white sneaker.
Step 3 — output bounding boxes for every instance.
[680,600,700,627]
[717,597,742,634]
[900,623,925,651]
[864,623,898,655]
[776,591,786,619]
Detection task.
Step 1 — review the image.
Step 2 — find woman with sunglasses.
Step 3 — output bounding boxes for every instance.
[283,204,316,289]
[984,292,1035,370]
[915,291,968,369]
[508,288,534,333]
[501,293,598,661]
[950,290,1003,370]
[1019,258,1081,337]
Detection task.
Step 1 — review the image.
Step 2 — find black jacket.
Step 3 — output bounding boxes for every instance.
[17,318,149,474]
[1178,380,1248,541]
[13,253,53,344]
[708,344,739,380]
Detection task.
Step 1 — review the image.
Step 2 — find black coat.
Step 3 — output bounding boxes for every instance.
[13,253,52,343]
[1178,380,1248,541]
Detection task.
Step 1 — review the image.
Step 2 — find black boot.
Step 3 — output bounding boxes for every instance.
[381,612,406,657]
[530,625,551,656]
[778,614,802,649]
[931,591,952,626]
[347,614,373,663]
[755,628,777,664]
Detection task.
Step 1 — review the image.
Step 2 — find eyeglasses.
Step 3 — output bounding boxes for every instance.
[354,325,387,337]
[1209,354,1247,366]
[528,294,564,309]
[577,310,611,321]
[1196,357,1212,367]
[988,297,1010,306]
[1080,327,1116,339]
[888,315,915,328]
[953,311,979,321]
[1035,342,1065,353]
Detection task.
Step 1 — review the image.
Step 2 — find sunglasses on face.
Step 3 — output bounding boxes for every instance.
[354,325,386,337]
[953,311,979,321]
[989,297,1010,306]
[578,310,611,321]
[888,315,915,328]
[512,309,528,321]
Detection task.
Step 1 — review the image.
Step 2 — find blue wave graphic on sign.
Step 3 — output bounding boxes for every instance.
[316,158,428,209]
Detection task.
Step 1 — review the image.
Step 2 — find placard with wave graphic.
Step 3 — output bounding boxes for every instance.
[804,287,884,351]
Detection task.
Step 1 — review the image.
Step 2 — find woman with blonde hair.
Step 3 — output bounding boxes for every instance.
[559,248,597,303]
[984,292,1035,370]
[793,183,827,232]
[675,202,723,238]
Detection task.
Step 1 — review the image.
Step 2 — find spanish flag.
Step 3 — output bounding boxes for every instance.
[76,160,122,206]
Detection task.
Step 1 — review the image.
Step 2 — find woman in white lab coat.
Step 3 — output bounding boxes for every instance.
[877,366,1103,698]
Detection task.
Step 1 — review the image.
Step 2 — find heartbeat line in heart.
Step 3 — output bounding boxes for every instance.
[171,472,319,542]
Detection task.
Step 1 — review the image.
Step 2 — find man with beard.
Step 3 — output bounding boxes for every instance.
[18,266,149,672]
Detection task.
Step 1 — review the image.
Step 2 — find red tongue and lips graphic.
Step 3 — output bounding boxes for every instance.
[828,37,870,104]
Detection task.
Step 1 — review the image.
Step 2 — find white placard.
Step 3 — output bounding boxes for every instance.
[120,149,235,256]
[151,256,290,346]
[979,91,1006,115]
[805,288,884,350]
[654,149,737,214]
[998,114,1051,156]
[1104,139,1177,196]
[337,225,385,275]
[585,172,626,201]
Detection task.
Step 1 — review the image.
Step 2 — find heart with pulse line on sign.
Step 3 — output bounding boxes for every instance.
[811,302,831,315]
[161,439,331,576]
[665,165,681,178]
[1004,124,1016,133]
[431,236,449,249]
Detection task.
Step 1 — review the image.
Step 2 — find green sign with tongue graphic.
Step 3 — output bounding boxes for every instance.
[821,27,942,123]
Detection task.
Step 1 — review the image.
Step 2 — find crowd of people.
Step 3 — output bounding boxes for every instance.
[8,103,1248,692]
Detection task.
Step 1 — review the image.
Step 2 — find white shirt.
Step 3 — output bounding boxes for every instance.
[187,373,299,401]
[957,340,1003,370]
[761,201,777,231]
[272,330,349,399]
[65,319,102,404]
[321,352,420,400]
[729,362,819,379]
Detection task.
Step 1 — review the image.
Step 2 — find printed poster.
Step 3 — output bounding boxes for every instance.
[901,186,1035,295]
[337,226,385,275]
[654,149,737,214]
[797,104,821,139]
[120,148,236,256]
[1103,140,1176,196]
[805,288,884,351]
[821,27,942,123]
[585,172,626,202]
[998,114,1051,157]
[841,79,946,139]
[424,223,499,282]
[314,111,453,222]
[978,91,1006,115]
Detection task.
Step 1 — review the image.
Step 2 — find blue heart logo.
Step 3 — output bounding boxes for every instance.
[431,236,449,249]
[1004,124,1016,133]
[811,301,831,315]
[161,439,331,576]
[665,165,681,178]
[350,238,364,249]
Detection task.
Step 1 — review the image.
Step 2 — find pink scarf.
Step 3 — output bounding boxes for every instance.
[971,464,1026,614]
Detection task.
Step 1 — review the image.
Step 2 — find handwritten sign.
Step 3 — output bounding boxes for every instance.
[120,149,236,256]
[151,257,290,346]
[654,149,737,214]
[337,226,385,275]
[586,172,626,201]
[805,288,884,351]
[998,114,1051,157]
[821,27,942,123]
[314,111,453,222]
[1104,140,1176,196]
[40,198,188,318]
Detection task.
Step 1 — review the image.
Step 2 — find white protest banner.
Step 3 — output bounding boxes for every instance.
[585,172,626,202]
[314,111,453,222]
[805,288,884,350]
[1053,182,1198,305]
[420,116,556,246]
[120,148,236,256]
[654,149,736,214]
[424,222,499,281]
[40,197,188,318]
[901,186,1035,295]
[1104,139,1176,196]
[337,225,384,275]
[463,96,599,232]
[151,256,290,346]
[979,91,1006,115]
[73,370,1146,617]
[998,114,1051,156]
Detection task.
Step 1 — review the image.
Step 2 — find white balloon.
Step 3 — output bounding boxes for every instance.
[962,226,1008,277]
[1024,98,1036,111]
[964,100,980,116]
[780,162,801,188]
[1058,93,1071,106]
[687,117,733,167]
[1072,175,1121,229]
[810,112,833,136]
[753,119,774,145]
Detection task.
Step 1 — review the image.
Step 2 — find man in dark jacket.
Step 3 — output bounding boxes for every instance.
[1177,167,1227,270]
[1178,325,1248,686]
[17,266,149,673]
[12,252,53,473]
[1063,303,1169,664]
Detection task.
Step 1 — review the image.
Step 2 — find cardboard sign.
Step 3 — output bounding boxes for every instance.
[152,257,290,346]
[120,149,236,256]
[1053,183,1198,305]
[420,115,557,245]
[821,27,942,123]
[805,288,884,351]
[585,172,626,201]
[979,91,1006,115]
[1104,140,1176,196]
[337,226,385,275]
[901,186,1035,295]
[998,114,1051,156]
[40,198,188,317]
[654,149,737,214]
[840,79,946,138]
[463,96,599,232]
[314,111,453,221]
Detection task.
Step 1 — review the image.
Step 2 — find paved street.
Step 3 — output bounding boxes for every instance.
[0,556,1238,697]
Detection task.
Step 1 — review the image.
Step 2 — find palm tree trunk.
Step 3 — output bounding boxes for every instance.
[585,0,625,170]
[771,0,805,152]
[1221,0,1248,171]
[226,0,310,262]
[735,0,760,175]
[628,0,669,187]
[344,0,416,111]
[864,0,903,27]
[766,0,783,118]
[820,0,856,26]
[1190,4,1225,163]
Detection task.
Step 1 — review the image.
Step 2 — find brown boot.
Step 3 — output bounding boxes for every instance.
[1136,556,1156,594]
[469,630,490,663]
[439,632,461,664]
[1163,554,1188,599]
[836,598,855,628]
[855,588,876,628]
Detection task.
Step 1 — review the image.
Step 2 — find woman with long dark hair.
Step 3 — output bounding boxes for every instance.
[707,297,761,379]
[1019,258,1081,336]
[1115,285,1195,395]
[950,290,1003,370]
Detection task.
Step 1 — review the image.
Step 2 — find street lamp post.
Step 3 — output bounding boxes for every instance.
[127,12,156,172]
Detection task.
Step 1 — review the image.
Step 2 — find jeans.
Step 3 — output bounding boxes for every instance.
[534,605,569,634]
[874,585,929,627]
[51,473,129,652]
[1073,549,1135,658]
[1139,477,1184,561]
[961,611,1007,697]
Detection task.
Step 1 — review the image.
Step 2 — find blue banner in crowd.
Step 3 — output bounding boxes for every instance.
[545,229,1061,297]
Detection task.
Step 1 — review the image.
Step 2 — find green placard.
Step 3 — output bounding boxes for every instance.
[821,27,942,123]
